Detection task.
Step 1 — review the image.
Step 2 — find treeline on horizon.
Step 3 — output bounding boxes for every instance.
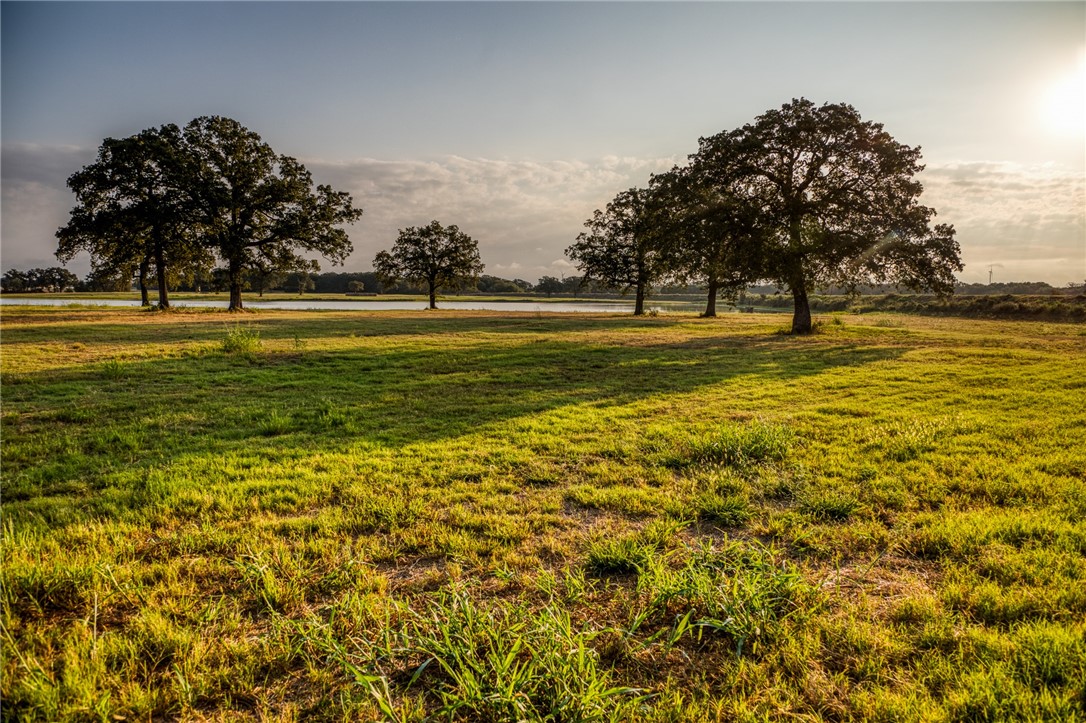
[2,264,1083,300]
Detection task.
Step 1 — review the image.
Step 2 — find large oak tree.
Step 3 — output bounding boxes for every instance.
[693,99,961,333]
[373,220,484,309]
[183,116,363,310]
[56,125,207,308]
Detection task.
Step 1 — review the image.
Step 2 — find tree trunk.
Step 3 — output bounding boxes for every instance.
[791,281,812,334]
[787,216,813,333]
[229,283,244,311]
[428,281,437,309]
[634,283,645,316]
[153,239,170,310]
[138,258,150,307]
[702,278,719,318]
[228,259,244,311]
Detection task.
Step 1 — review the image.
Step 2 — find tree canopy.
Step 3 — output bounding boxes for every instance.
[183,116,363,310]
[55,117,362,311]
[56,124,209,308]
[691,98,961,333]
[566,188,667,316]
[373,221,484,309]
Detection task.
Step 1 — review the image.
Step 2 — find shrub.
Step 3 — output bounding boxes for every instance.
[220,324,262,354]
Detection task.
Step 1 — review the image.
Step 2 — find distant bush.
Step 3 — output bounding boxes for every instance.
[848,293,1086,322]
[744,291,1085,321]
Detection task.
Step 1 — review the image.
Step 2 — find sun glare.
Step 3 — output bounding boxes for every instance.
[1040,50,1086,136]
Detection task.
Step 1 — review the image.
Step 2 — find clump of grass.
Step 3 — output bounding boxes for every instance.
[635,539,812,656]
[419,593,645,719]
[945,666,1080,722]
[1011,621,1086,687]
[220,324,262,354]
[1,560,93,619]
[338,491,425,535]
[873,419,942,462]
[100,358,126,379]
[663,421,792,469]
[692,492,752,527]
[260,410,292,437]
[584,520,683,576]
[800,491,861,522]
[339,591,645,721]
[585,536,656,575]
[565,484,679,518]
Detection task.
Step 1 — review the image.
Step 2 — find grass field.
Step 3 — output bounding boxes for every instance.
[2,306,1084,721]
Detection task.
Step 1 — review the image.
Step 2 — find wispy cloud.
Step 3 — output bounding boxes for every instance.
[920,161,1085,284]
[1,144,676,279]
[1,144,95,269]
[304,154,678,279]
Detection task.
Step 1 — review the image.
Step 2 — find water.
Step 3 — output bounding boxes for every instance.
[0,296,652,313]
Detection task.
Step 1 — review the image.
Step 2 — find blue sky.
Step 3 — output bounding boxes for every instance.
[3,1,1083,284]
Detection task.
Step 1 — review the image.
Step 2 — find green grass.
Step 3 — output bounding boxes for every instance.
[2,306,1085,721]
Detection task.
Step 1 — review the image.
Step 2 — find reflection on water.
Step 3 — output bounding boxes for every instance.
[0,296,662,313]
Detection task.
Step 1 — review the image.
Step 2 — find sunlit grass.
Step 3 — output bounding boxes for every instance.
[1,306,1084,720]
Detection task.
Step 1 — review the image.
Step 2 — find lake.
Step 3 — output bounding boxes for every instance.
[0,296,671,313]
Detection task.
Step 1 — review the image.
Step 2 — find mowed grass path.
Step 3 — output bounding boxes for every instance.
[2,307,1084,721]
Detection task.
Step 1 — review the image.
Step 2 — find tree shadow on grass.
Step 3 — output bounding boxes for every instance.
[0,308,738,349]
[1,315,905,528]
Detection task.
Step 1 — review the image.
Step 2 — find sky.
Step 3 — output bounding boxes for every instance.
[2,1,1084,285]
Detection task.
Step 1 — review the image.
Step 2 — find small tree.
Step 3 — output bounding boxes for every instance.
[247,266,287,297]
[695,99,961,333]
[535,276,563,297]
[566,188,667,315]
[650,161,764,317]
[373,221,484,309]
[295,265,317,295]
[1,270,28,293]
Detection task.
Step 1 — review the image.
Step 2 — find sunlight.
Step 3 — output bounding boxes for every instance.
[1040,49,1086,136]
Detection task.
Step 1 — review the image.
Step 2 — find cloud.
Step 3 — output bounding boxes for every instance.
[920,161,1085,284]
[3,144,1082,285]
[1,144,97,271]
[302,154,678,280]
